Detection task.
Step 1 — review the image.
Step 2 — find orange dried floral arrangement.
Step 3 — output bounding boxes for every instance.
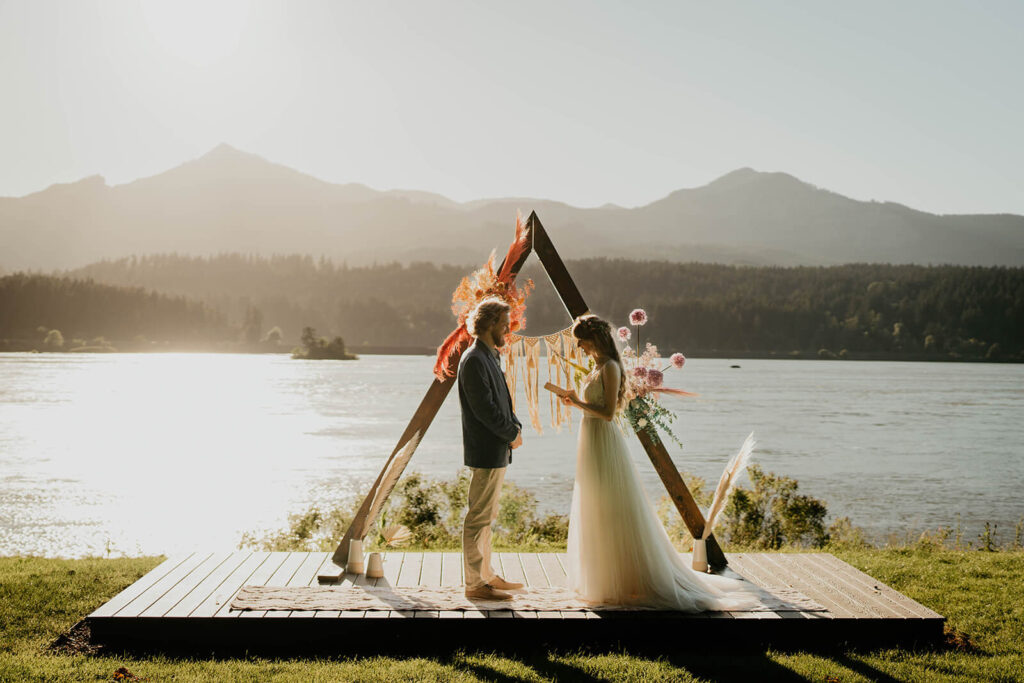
[433,213,534,381]
[450,251,533,334]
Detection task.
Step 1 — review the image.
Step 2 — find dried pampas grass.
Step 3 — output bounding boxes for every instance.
[702,432,756,540]
[381,524,413,548]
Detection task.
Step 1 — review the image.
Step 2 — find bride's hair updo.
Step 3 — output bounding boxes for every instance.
[571,315,627,411]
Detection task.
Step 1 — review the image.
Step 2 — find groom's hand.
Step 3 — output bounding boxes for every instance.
[510,430,523,449]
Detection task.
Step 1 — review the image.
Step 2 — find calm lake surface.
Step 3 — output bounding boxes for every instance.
[1,353,1021,557]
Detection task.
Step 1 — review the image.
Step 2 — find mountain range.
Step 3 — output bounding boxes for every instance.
[2,143,1022,271]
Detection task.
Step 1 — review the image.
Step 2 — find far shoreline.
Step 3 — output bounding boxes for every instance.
[0,346,1020,363]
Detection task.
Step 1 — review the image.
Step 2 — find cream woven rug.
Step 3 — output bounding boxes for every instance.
[230,585,825,612]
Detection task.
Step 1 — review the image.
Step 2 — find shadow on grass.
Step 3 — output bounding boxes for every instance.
[55,612,974,683]
[453,656,604,683]
[826,653,902,683]
[60,636,939,683]
[640,653,807,683]
[63,627,955,655]
[52,629,993,683]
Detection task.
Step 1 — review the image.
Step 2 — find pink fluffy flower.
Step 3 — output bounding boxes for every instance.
[629,308,648,326]
[647,369,664,387]
[670,352,686,369]
[632,366,649,380]
[617,326,631,342]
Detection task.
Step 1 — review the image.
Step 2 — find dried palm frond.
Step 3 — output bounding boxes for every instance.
[702,432,756,540]
[382,524,413,548]
[552,351,590,374]
[650,387,699,398]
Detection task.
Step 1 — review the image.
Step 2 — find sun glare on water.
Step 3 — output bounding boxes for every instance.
[0,353,377,557]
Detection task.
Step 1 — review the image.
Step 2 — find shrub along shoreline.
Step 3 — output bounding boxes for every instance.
[238,469,1024,555]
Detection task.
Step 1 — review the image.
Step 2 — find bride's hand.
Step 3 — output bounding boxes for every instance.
[560,390,579,406]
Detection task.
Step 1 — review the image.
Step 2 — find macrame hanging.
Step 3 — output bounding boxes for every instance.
[543,333,563,431]
[436,213,594,435]
[503,325,588,434]
[522,337,542,433]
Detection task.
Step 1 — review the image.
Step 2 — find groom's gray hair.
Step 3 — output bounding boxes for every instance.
[467,297,510,337]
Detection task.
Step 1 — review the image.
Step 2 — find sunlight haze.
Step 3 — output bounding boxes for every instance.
[1,0,1021,214]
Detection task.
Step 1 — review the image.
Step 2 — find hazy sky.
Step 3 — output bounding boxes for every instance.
[1,1,1021,214]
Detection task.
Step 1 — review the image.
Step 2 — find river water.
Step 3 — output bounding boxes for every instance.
[1,353,1021,557]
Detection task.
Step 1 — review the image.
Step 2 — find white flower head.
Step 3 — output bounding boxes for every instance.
[637,418,648,428]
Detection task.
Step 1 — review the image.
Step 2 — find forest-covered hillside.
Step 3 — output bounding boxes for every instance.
[0,274,230,350]
[63,255,1024,360]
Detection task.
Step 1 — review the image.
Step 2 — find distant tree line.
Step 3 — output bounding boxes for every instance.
[69,253,462,349]
[61,254,1024,360]
[0,273,230,349]
[525,260,1024,361]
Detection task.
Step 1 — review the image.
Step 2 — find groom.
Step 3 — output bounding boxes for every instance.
[458,297,524,601]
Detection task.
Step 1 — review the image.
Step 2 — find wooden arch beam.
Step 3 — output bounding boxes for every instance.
[319,212,725,582]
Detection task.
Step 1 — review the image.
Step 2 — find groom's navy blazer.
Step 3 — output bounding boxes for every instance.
[457,340,521,468]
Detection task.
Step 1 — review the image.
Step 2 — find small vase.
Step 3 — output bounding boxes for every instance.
[346,539,365,575]
[691,538,709,573]
[366,552,384,579]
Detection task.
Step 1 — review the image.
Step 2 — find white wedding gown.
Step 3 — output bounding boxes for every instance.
[567,367,762,611]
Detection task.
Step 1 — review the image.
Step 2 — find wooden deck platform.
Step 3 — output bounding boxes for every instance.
[87,551,944,652]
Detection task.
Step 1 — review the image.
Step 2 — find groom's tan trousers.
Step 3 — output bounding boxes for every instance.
[463,466,506,589]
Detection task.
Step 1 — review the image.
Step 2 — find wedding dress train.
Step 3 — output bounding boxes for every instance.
[567,368,762,612]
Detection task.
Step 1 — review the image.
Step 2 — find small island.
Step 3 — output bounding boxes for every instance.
[291,326,357,360]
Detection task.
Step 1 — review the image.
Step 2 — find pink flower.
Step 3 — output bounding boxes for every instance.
[617,326,631,342]
[647,369,664,387]
[670,352,686,369]
[632,366,649,380]
[629,309,648,326]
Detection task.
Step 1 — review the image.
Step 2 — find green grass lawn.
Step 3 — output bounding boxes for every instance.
[1,549,1021,682]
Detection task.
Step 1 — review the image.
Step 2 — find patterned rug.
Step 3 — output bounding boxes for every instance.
[230,584,826,612]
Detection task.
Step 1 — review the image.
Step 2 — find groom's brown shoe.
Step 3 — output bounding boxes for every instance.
[488,575,524,591]
[465,584,513,601]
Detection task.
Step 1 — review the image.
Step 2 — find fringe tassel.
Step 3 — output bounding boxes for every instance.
[544,334,562,431]
[523,337,542,434]
[563,329,582,430]
[503,335,522,413]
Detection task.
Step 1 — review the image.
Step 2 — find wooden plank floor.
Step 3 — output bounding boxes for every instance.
[87,552,944,651]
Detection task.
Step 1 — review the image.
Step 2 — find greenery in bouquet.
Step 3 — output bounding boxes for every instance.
[615,308,693,448]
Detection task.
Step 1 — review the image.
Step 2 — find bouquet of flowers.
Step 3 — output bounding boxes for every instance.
[616,308,695,447]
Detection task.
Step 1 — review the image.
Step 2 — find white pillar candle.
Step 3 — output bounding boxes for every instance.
[346,539,365,575]
[691,538,709,573]
[366,552,384,579]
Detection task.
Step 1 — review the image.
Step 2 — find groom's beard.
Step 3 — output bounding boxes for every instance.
[487,325,507,348]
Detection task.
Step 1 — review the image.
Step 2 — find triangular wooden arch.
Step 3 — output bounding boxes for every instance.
[319,212,726,582]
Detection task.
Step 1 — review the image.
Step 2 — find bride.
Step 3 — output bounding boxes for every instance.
[559,315,762,611]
